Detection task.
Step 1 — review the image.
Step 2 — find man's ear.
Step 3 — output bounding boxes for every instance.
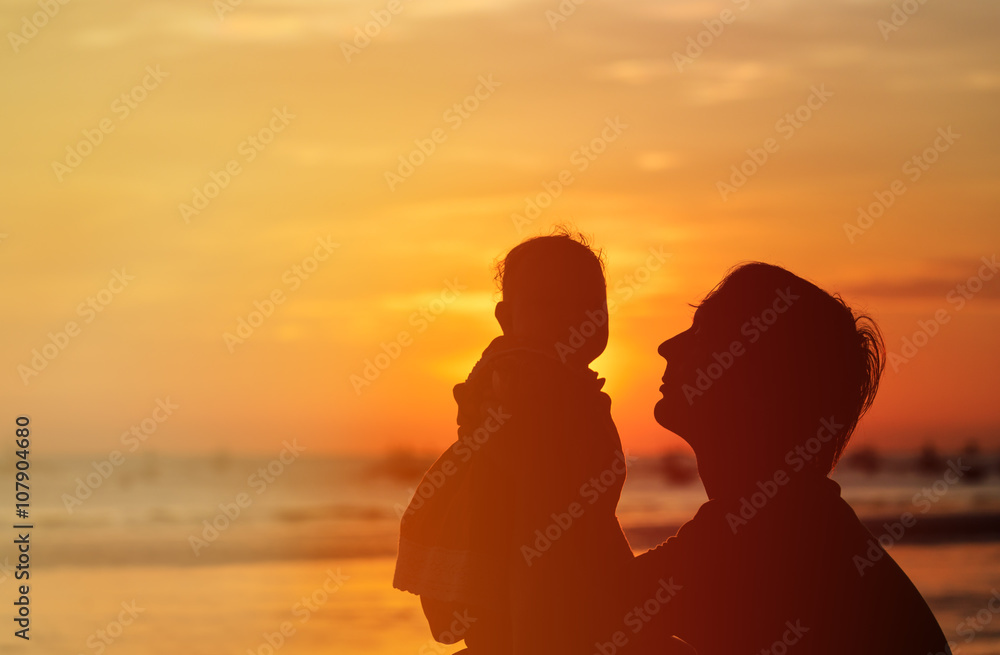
[495,301,511,335]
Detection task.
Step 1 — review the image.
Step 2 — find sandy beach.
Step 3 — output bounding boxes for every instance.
[2,545,998,655]
[0,453,996,653]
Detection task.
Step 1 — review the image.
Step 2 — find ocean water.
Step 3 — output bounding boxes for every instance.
[1,453,998,653]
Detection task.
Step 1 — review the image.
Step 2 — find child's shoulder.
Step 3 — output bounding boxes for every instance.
[478,347,569,403]
[456,337,607,429]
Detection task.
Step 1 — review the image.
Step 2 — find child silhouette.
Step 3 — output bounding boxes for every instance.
[394,230,636,654]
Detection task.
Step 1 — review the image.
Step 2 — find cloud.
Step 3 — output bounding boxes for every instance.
[840,268,1000,302]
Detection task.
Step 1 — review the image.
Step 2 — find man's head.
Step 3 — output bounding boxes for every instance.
[655,262,884,478]
[494,229,608,365]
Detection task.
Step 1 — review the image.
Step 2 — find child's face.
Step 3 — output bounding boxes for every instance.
[496,292,609,365]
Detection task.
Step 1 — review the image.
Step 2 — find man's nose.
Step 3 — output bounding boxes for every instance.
[658,328,692,359]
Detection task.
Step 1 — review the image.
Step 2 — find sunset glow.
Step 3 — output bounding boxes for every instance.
[2,0,998,460]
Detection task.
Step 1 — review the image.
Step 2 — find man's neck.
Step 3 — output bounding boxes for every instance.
[695,441,780,501]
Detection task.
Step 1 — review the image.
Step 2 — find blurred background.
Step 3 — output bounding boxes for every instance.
[1,0,998,653]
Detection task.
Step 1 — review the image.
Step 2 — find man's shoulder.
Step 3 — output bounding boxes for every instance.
[632,483,909,597]
[632,487,950,654]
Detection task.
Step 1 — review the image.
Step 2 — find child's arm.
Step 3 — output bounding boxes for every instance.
[497,367,633,653]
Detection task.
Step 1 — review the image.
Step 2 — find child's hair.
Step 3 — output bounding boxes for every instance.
[494,227,607,315]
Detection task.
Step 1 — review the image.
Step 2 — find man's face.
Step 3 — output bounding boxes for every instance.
[653,301,744,443]
[654,314,705,441]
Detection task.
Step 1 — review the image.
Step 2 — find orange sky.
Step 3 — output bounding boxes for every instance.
[1,0,998,456]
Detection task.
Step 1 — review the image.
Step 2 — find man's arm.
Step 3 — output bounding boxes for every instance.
[617,500,732,655]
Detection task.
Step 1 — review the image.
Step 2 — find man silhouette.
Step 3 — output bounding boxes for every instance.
[625,262,951,654]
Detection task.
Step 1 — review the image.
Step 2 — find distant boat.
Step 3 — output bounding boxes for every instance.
[139,451,161,481]
[959,441,987,484]
[211,450,232,473]
[843,446,881,474]
[917,444,946,475]
[660,451,699,486]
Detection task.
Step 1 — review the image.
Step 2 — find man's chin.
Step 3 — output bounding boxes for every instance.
[653,397,680,433]
[655,394,697,443]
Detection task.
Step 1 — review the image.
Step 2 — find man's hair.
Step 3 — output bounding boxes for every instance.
[695,262,885,473]
[494,227,607,314]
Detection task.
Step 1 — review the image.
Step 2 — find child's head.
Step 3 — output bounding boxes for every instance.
[494,229,608,364]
